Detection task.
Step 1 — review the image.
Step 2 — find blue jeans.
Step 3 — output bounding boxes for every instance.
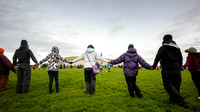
[48,71,59,93]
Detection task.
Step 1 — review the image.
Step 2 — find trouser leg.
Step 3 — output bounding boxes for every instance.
[16,65,23,93]
[125,76,134,96]
[162,70,185,104]
[54,71,59,92]
[48,71,53,93]
[191,71,200,96]
[22,64,31,93]
[84,68,91,93]
[90,72,96,94]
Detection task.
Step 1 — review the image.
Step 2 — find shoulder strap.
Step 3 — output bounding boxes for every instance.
[86,52,93,66]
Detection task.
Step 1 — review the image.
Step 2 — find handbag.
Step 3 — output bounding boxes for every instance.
[86,53,99,74]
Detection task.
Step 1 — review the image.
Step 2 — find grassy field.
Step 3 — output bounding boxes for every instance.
[0,68,200,112]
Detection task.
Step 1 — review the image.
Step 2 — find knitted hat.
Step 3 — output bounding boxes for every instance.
[188,47,197,53]
[128,44,134,49]
[21,40,28,46]
[163,34,173,41]
[0,48,4,53]
[87,44,94,49]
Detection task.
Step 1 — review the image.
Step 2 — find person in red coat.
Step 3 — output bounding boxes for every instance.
[183,47,200,99]
[0,48,16,92]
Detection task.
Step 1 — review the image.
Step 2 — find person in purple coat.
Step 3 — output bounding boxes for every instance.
[110,44,151,98]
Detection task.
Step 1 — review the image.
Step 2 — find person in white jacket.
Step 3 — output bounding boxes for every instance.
[71,45,108,94]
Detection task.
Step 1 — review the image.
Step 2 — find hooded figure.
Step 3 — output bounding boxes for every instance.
[0,48,16,92]
[110,44,151,98]
[40,46,70,94]
[183,47,200,99]
[72,45,108,94]
[13,40,38,93]
[152,34,189,108]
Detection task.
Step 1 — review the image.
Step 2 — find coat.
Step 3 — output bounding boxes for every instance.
[110,48,151,76]
[152,42,183,71]
[72,48,108,68]
[183,53,200,72]
[0,54,16,75]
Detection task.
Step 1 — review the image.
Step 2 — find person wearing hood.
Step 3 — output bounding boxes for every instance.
[152,34,189,108]
[40,46,70,94]
[0,48,16,92]
[183,47,200,99]
[13,40,38,93]
[71,45,108,94]
[110,44,151,98]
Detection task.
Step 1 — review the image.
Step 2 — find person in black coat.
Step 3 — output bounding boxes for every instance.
[152,34,189,108]
[13,40,38,93]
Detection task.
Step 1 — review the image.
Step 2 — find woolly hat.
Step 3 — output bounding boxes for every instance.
[188,47,197,53]
[87,44,94,49]
[21,40,28,46]
[163,34,173,41]
[128,44,134,49]
[0,48,4,53]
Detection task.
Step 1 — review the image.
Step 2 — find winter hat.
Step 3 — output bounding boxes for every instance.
[21,40,28,46]
[128,44,134,49]
[186,47,197,53]
[0,48,4,53]
[163,34,173,42]
[87,44,94,49]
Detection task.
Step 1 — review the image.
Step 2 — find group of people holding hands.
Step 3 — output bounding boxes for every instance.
[0,34,200,109]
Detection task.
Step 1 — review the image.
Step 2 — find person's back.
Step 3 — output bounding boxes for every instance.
[13,40,38,94]
[158,44,182,71]
[184,52,200,71]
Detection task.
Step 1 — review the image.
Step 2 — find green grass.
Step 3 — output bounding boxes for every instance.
[0,68,200,112]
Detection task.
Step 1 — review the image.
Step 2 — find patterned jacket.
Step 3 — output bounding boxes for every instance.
[40,46,69,71]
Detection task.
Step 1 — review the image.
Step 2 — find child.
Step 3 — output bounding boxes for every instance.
[110,44,151,98]
[183,47,200,99]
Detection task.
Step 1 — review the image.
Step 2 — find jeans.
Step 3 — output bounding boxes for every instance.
[125,76,140,96]
[48,71,59,93]
[84,68,96,94]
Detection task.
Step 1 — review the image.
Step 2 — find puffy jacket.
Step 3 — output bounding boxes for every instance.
[13,45,38,65]
[72,48,108,68]
[40,46,68,71]
[183,53,200,72]
[110,48,151,76]
[153,42,183,71]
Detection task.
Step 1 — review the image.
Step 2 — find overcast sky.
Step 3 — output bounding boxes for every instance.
[1,0,200,65]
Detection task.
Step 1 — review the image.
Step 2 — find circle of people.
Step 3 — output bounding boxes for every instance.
[0,34,200,109]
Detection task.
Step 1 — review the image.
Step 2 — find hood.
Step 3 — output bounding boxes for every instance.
[51,46,59,53]
[86,48,95,53]
[127,48,137,53]
[189,52,200,58]
[163,42,179,48]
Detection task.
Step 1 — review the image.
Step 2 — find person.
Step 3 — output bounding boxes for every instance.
[110,44,151,98]
[99,61,103,72]
[152,34,189,108]
[38,64,41,70]
[0,48,16,92]
[71,45,108,94]
[13,40,38,93]
[183,47,200,99]
[39,46,70,94]
[107,62,111,72]
[32,65,36,70]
